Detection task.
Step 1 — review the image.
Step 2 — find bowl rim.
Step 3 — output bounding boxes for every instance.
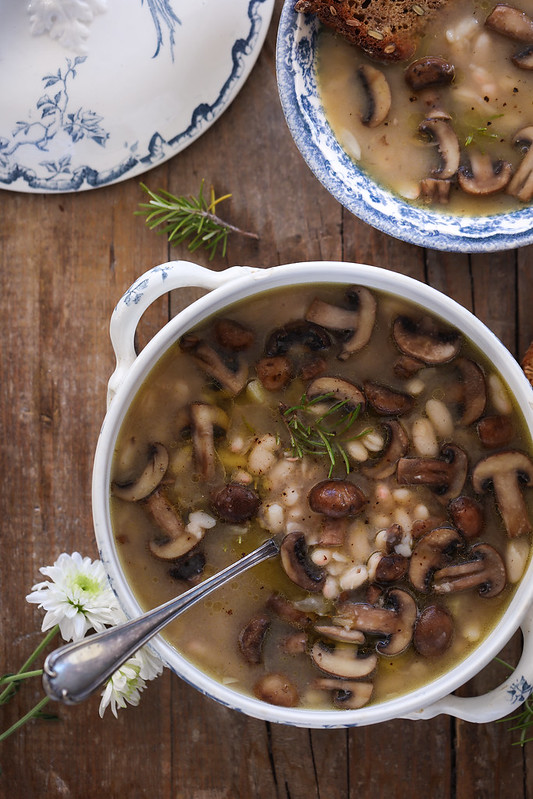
[93,260,533,728]
[275,2,533,253]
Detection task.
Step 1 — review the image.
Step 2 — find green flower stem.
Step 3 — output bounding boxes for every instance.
[0,695,51,743]
[0,625,58,704]
[0,670,43,685]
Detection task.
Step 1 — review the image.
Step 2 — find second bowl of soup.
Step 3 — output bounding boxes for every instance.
[276,0,533,252]
[93,259,533,727]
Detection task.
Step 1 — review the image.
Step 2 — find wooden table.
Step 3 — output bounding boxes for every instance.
[1,2,532,796]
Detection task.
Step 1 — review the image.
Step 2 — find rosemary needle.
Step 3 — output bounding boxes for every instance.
[136,180,258,260]
[282,392,369,477]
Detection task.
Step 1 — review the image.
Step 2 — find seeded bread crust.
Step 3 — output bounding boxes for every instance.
[294,0,450,63]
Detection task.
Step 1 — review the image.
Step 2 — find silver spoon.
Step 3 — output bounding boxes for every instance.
[42,536,280,705]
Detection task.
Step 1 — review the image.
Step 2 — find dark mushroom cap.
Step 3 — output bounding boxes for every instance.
[239,612,271,664]
[448,496,484,540]
[255,356,292,391]
[405,56,455,91]
[308,479,367,518]
[168,547,206,583]
[264,319,331,357]
[280,532,326,592]
[364,381,414,416]
[477,415,514,448]
[413,605,454,657]
[211,482,261,523]
[392,315,461,365]
[253,673,299,707]
[214,318,254,351]
[455,357,487,426]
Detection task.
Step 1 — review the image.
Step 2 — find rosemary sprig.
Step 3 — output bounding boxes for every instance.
[281,392,368,477]
[136,180,258,260]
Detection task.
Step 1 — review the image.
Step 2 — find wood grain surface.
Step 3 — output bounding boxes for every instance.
[1,2,532,797]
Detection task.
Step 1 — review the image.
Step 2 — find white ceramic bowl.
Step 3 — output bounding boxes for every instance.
[93,259,533,728]
[275,2,533,253]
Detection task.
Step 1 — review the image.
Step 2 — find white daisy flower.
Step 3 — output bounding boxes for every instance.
[98,647,164,718]
[26,552,122,642]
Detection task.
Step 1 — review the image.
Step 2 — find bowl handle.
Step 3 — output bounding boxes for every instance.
[402,604,533,723]
[107,260,258,404]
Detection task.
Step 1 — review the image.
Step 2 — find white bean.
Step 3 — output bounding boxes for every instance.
[346,440,368,462]
[248,434,279,475]
[406,378,425,395]
[425,398,454,438]
[394,507,412,533]
[413,503,429,521]
[311,548,333,566]
[392,488,411,505]
[488,373,513,415]
[263,502,285,532]
[412,417,439,457]
[362,430,385,452]
[506,538,530,583]
[323,576,340,600]
[339,565,368,591]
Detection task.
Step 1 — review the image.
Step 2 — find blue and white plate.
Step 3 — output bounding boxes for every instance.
[276,1,533,253]
[0,0,274,193]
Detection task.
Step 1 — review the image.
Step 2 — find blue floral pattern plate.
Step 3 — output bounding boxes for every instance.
[0,0,274,193]
[276,2,533,253]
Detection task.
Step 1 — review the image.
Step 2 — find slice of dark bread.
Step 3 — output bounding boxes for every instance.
[294,0,450,62]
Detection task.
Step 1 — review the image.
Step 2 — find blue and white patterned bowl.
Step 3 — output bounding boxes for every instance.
[275,2,533,253]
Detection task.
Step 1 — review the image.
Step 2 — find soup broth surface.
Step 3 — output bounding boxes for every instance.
[111,284,533,711]
[317,1,533,214]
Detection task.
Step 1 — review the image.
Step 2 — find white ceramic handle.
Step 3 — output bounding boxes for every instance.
[107,260,258,404]
[403,605,533,723]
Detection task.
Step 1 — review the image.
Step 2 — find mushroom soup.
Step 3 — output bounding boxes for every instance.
[317,1,533,214]
[110,284,533,710]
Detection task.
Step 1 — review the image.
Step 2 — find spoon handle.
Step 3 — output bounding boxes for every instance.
[43,537,280,705]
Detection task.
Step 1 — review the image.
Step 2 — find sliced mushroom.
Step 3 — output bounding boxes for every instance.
[433,543,507,597]
[308,479,367,518]
[314,625,365,644]
[405,56,455,91]
[418,116,460,180]
[368,552,409,583]
[454,357,487,426]
[419,178,452,205]
[337,588,417,656]
[112,443,169,502]
[364,381,414,416]
[264,320,331,357]
[392,315,461,365]
[305,288,377,360]
[409,526,466,593]
[413,605,454,657]
[189,402,229,482]
[253,673,299,707]
[239,612,271,664]
[266,592,317,628]
[211,482,261,523]
[397,443,468,501]
[305,376,366,411]
[448,495,484,540]
[486,4,533,42]
[458,151,513,196]
[313,678,374,709]
[357,64,391,127]
[180,336,248,395]
[511,44,533,69]
[213,318,254,351]
[280,532,326,592]
[146,489,200,560]
[362,420,409,479]
[507,126,533,201]
[310,641,377,679]
[393,354,425,379]
[472,450,533,537]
